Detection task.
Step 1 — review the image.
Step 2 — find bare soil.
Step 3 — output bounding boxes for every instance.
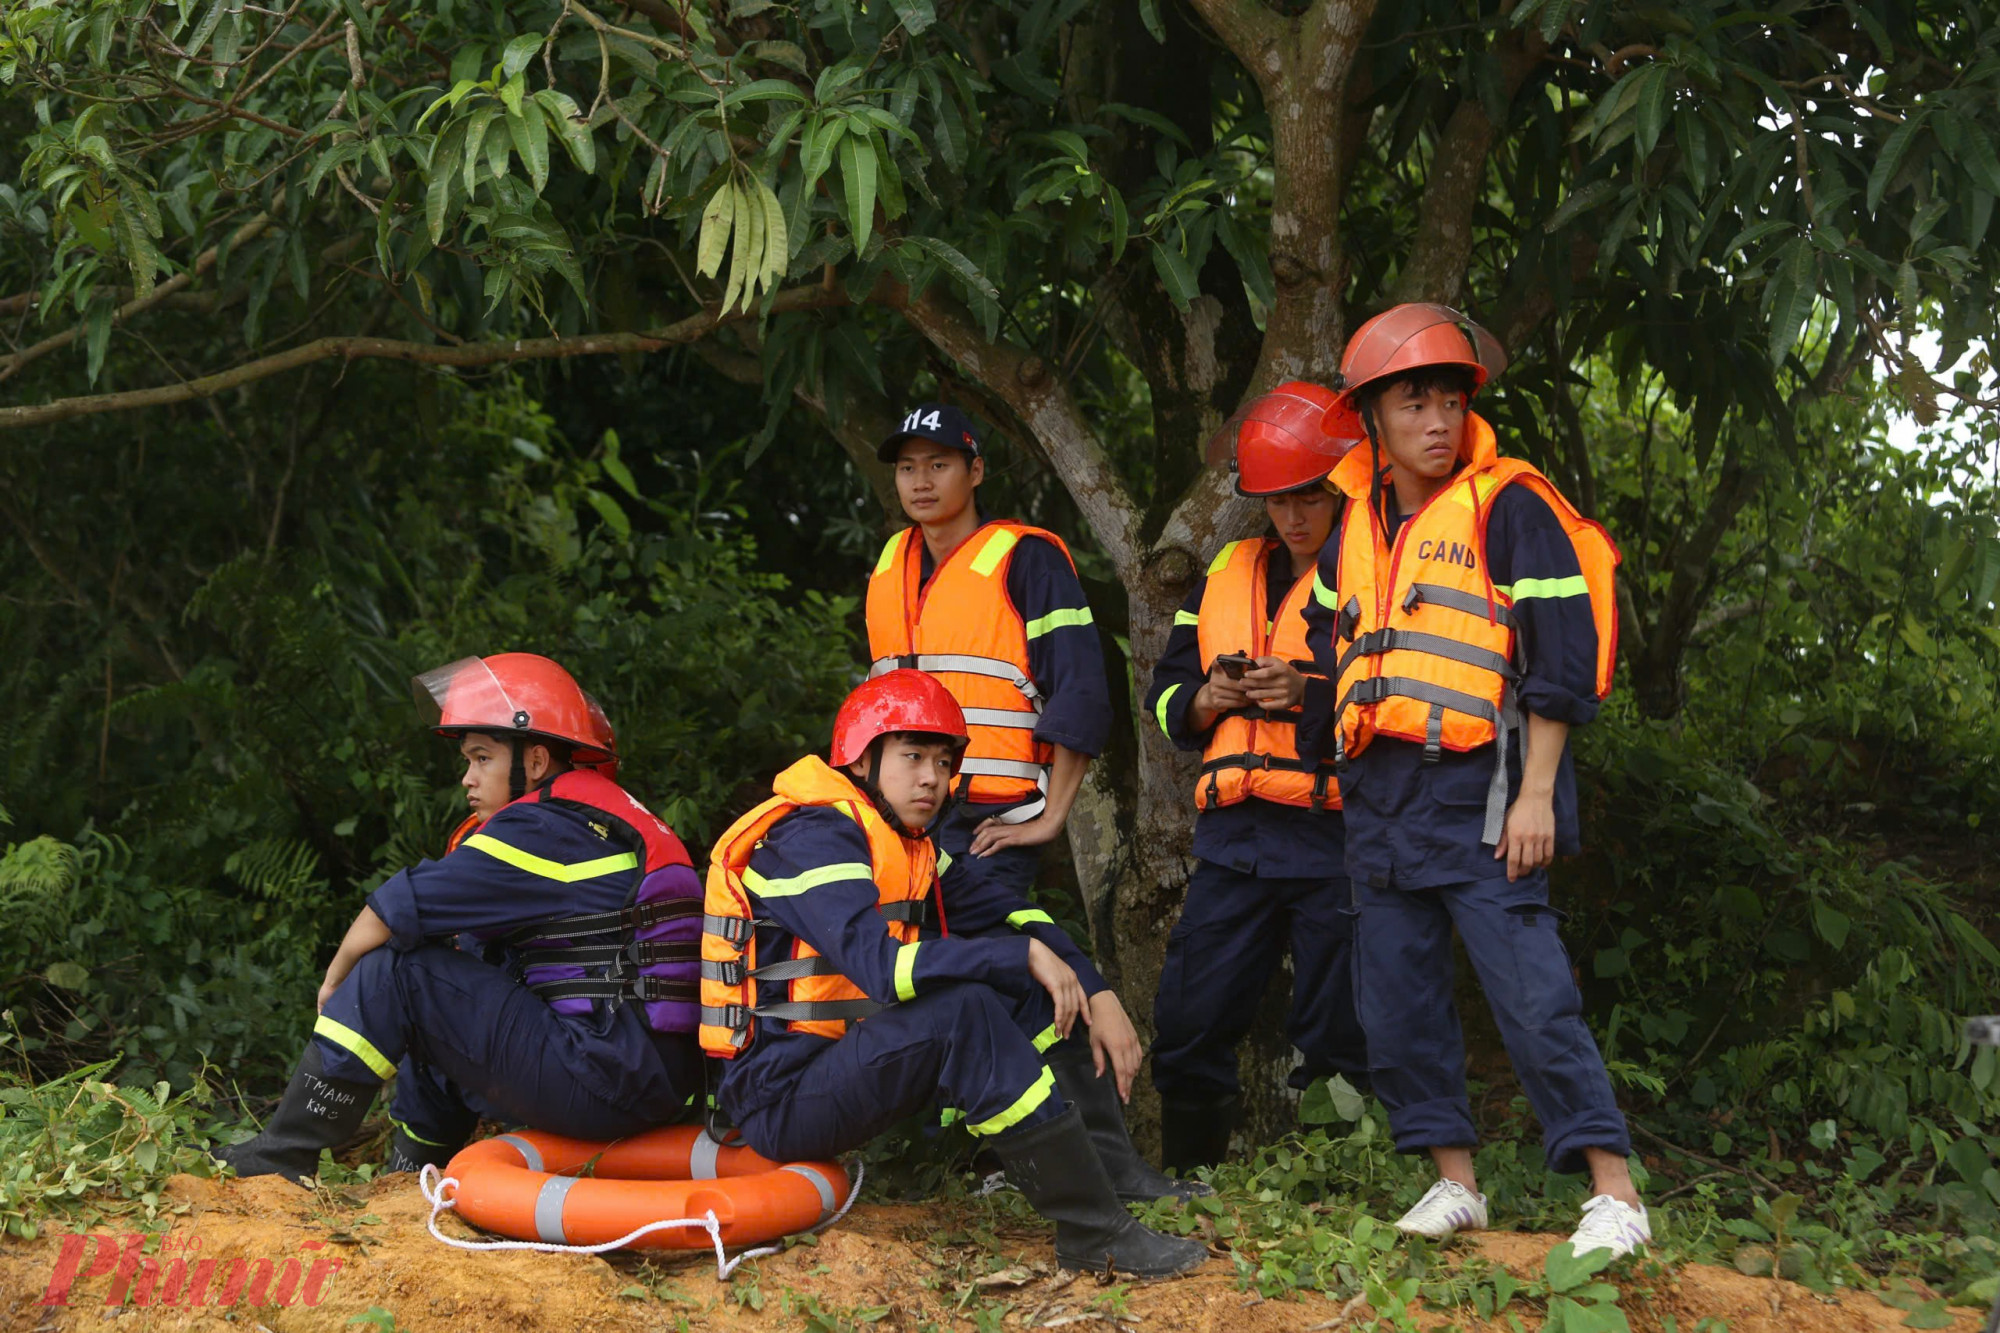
[0,1172,1984,1333]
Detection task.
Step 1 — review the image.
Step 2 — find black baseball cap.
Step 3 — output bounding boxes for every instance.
[877,402,984,463]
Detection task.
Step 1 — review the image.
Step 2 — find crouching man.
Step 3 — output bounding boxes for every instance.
[700,671,1208,1278]
[217,654,705,1181]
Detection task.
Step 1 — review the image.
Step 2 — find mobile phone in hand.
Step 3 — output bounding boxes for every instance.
[1214,652,1255,680]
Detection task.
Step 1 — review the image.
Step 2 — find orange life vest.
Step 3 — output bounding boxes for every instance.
[699,757,941,1058]
[1324,413,1620,842]
[1190,537,1342,812]
[864,521,1077,818]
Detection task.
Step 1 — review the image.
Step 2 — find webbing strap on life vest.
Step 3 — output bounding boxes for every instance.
[869,653,1046,708]
[699,955,842,986]
[1332,675,1521,847]
[954,758,1049,825]
[501,896,703,947]
[535,975,700,1003]
[959,707,1038,730]
[1402,581,1514,625]
[1335,628,1517,682]
[524,939,701,969]
[700,998,886,1034]
[879,897,936,928]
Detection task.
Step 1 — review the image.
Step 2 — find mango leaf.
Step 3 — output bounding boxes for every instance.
[1149,236,1198,309]
[1765,238,1816,367]
[1139,0,1167,42]
[584,489,630,540]
[462,106,499,195]
[508,108,550,192]
[500,33,543,81]
[840,132,877,253]
[1867,114,1927,213]
[696,179,735,279]
[889,0,936,35]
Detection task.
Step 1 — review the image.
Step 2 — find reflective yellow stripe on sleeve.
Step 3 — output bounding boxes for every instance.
[1025,606,1094,639]
[936,849,953,876]
[1006,908,1055,928]
[461,834,639,884]
[894,942,921,1001]
[1154,683,1184,738]
[1174,609,1201,627]
[1503,575,1590,600]
[743,861,875,899]
[967,1066,1057,1136]
[1312,571,1339,610]
[314,1015,396,1080]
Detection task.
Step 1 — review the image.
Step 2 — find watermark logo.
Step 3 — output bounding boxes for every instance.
[39,1232,345,1309]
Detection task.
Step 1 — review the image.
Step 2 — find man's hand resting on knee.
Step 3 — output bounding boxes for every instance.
[1027,939,1089,1039]
[1086,991,1142,1102]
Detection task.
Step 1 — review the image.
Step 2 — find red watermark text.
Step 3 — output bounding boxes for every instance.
[39,1232,344,1309]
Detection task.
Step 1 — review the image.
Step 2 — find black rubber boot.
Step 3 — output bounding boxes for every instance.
[384,1125,461,1175]
[1159,1093,1240,1175]
[992,1105,1209,1279]
[1047,1038,1213,1203]
[213,1045,376,1186]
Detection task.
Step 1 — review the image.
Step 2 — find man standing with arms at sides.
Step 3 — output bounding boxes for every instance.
[1139,384,1369,1175]
[1298,304,1647,1258]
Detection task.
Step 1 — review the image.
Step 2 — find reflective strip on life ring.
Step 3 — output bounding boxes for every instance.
[444,1124,851,1251]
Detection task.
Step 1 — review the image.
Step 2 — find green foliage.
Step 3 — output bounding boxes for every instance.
[0,1018,220,1240]
[0,368,857,1091]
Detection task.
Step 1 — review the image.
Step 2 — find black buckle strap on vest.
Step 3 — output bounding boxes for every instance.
[1404,581,1514,627]
[525,938,701,969]
[1310,769,1335,810]
[703,911,756,948]
[741,997,886,1024]
[879,897,936,930]
[1424,703,1446,763]
[1337,596,1361,643]
[1336,628,1516,683]
[699,955,841,987]
[501,896,703,948]
[531,975,700,1004]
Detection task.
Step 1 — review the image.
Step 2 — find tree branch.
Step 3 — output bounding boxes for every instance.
[0,210,277,384]
[891,282,1141,576]
[0,285,854,431]
[1183,0,1287,98]
[1389,18,1547,306]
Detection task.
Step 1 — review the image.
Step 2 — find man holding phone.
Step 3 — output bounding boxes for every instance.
[1138,383,1369,1173]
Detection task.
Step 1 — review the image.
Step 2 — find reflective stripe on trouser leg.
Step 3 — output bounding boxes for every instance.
[966,1065,1056,1136]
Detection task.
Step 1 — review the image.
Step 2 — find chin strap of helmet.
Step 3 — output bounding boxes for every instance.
[508,738,529,803]
[1361,399,1392,544]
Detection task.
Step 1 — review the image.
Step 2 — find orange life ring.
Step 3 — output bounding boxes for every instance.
[444,1124,851,1251]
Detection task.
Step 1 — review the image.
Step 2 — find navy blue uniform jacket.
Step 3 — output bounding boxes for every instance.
[1298,484,1601,889]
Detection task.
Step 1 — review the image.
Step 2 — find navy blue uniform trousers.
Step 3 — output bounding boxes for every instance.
[1353,870,1630,1173]
[727,981,1062,1162]
[316,943,701,1149]
[1152,859,1368,1102]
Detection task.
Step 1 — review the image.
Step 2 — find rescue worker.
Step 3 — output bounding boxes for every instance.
[1139,383,1369,1172]
[216,654,705,1183]
[1297,304,1649,1258]
[865,403,1109,895]
[700,671,1208,1278]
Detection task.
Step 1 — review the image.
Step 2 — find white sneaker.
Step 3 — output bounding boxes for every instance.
[1392,1179,1489,1238]
[1568,1194,1651,1258]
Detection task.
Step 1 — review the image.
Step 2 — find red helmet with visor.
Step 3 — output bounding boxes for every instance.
[1205,380,1364,495]
[413,653,618,778]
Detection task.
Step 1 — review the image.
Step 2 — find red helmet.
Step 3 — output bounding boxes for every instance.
[1326,303,1509,436]
[831,670,968,771]
[413,654,618,772]
[1205,381,1364,495]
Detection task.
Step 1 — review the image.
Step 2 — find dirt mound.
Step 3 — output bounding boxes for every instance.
[0,1173,1984,1333]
